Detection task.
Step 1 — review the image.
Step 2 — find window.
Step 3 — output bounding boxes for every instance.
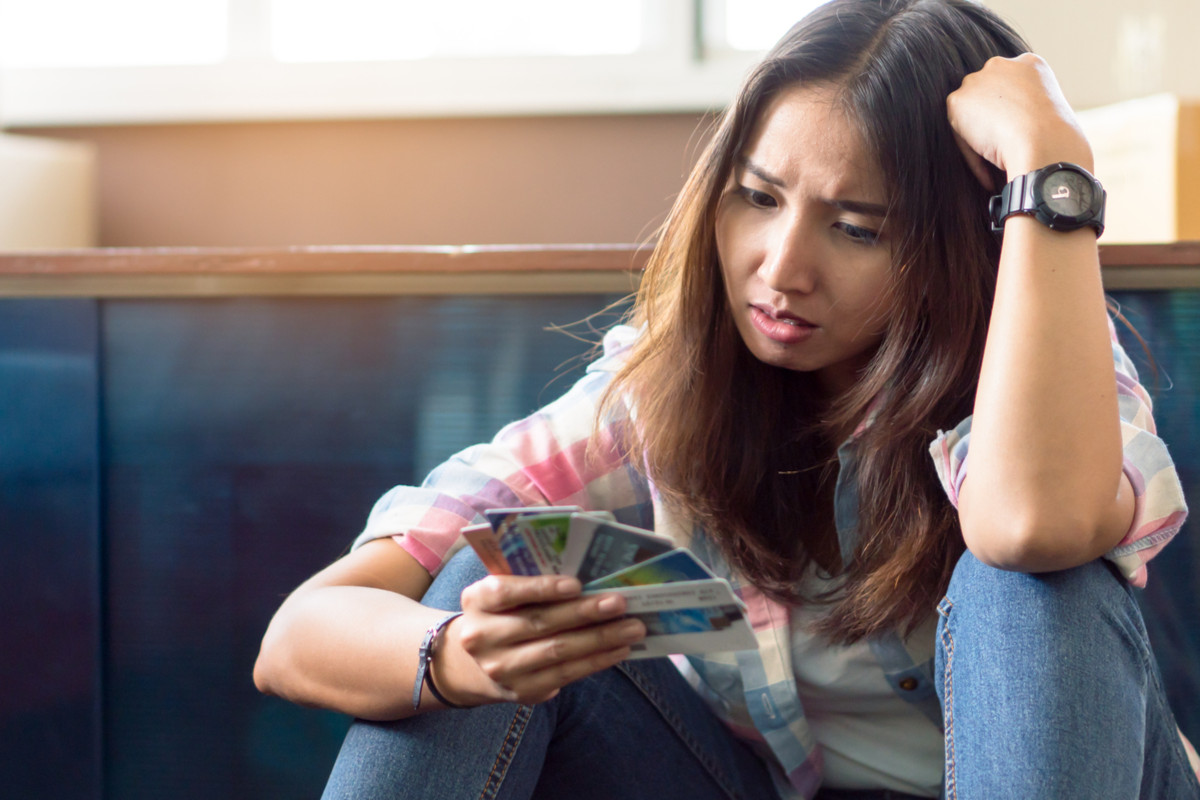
[271,0,645,61]
[0,0,227,68]
[0,0,817,126]
[706,0,829,52]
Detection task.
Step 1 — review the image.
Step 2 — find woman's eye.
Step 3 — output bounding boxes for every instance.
[736,186,776,209]
[836,222,882,245]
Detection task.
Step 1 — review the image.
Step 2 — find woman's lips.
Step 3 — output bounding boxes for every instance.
[749,305,815,345]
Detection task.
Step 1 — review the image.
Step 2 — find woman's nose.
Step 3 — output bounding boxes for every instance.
[759,216,817,294]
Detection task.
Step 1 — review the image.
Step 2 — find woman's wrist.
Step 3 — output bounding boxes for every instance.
[1003,133,1094,181]
[426,616,490,709]
[412,612,462,709]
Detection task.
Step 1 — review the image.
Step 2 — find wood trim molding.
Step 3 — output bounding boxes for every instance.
[0,244,651,275]
[1098,241,1200,266]
[0,242,1195,297]
[1098,241,1200,290]
[0,245,650,297]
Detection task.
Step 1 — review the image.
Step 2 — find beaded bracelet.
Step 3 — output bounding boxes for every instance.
[412,611,465,710]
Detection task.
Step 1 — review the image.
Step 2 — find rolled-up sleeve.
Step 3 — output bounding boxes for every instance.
[928,317,1188,586]
[353,325,651,576]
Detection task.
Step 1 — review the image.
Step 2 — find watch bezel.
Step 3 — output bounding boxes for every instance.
[1030,162,1101,231]
[988,161,1106,237]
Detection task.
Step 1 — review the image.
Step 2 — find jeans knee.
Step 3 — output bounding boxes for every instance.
[942,549,1150,668]
[420,546,488,611]
[949,549,1130,618]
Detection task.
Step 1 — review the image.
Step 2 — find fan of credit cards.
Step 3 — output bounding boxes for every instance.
[462,506,756,658]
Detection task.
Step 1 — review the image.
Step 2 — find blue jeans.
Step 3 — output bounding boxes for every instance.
[324,548,1199,799]
[322,548,783,800]
[936,551,1199,799]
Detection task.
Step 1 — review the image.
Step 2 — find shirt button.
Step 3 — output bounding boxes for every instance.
[898,677,919,691]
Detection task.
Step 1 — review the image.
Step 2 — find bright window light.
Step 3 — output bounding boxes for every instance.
[723,0,828,51]
[271,0,644,62]
[0,0,227,67]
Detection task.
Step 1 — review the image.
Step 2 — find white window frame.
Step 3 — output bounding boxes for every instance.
[0,0,768,127]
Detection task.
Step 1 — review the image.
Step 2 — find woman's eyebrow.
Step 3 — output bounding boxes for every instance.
[737,156,786,188]
[831,199,888,217]
[738,156,888,217]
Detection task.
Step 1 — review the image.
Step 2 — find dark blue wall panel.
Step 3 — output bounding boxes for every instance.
[2,290,1196,799]
[0,299,102,798]
[99,295,624,798]
[1108,290,1200,741]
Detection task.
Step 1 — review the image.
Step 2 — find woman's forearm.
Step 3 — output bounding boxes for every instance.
[961,216,1132,570]
[946,55,1135,570]
[254,582,456,720]
[253,538,643,718]
[253,538,468,720]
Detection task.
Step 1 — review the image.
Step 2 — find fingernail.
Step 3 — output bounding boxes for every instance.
[619,619,644,638]
[608,646,632,664]
[555,577,579,596]
[596,595,622,614]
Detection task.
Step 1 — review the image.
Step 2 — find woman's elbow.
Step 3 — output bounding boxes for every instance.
[252,612,294,698]
[253,648,278,696]
[959,505,1115,573]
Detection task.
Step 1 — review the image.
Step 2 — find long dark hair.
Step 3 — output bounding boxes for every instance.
[601,0,1029,642]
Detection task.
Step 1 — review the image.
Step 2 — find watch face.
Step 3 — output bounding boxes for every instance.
[1040,168,1094,219]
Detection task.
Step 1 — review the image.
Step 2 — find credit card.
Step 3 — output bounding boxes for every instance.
[561,515,675,583]
[583,547,716,590]
[592,579,755,658]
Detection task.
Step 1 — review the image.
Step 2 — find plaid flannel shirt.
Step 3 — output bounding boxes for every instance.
[356,322,1190,798]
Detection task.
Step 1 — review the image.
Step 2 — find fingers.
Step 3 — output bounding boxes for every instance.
[461,579,635,647]
[952,128,997,190]
[462,575,638,638]
[946,53,1091,181]
[462,573,582,614]
[452,575,649,705]
[489,616,646,675]
[469,617,647,705]
[498,641,637,705]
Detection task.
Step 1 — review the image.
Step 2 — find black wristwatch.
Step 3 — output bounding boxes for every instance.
[988,162,1106,237]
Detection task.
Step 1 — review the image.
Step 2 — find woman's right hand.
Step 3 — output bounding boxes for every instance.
[433,574,647,706]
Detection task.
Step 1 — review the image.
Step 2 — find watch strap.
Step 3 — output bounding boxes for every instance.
[412,611,465,710]
[988,162,1105,237]
[988,172,1033,234]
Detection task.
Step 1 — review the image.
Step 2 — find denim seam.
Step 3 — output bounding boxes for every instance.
[938,598,958,800]
[477,703,534,800]
[1142,643,1200,791]
[616,663,747,800]
[1109,582,1200,790]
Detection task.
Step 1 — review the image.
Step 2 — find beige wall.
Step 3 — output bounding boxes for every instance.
[20,114,709,247]
[990,0,1200,111]
[13,0,1198,248]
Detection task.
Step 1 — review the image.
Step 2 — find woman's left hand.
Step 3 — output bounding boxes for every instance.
[946,52,1092,189]
[948,53,1133,574]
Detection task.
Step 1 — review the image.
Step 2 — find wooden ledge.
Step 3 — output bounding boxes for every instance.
[1098,241,1200,290]
[0,245,650,297]
[0,242,1195,297]
[0,244,651,275]
[1099,241,1200,266]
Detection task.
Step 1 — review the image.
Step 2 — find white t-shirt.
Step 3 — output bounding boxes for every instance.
[790,592,943,797]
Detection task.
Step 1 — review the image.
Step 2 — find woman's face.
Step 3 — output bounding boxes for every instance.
[716,82,895,398]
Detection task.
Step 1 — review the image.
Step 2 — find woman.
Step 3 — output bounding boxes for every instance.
[254,1,1198,797]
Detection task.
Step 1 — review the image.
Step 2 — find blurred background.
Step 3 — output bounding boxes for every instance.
[1,0,1197,248]
[0,2,1197,798]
